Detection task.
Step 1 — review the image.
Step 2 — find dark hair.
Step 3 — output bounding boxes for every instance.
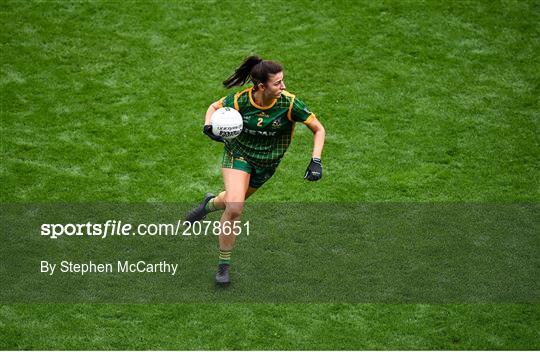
[223,55,283,89]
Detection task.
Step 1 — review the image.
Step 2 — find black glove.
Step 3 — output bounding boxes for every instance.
[304,158,322,181]
[203,125,224,143]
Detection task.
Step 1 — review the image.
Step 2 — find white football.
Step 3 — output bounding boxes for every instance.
[211,107,243,140]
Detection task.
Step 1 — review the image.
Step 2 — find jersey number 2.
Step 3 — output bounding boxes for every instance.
[257,117,263,127]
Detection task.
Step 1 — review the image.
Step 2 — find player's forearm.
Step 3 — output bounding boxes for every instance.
[205,102,220,125]
[311,128,325,159]
[205,105,216,125]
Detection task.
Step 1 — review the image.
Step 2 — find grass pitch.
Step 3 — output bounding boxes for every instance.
[1,0,539,349]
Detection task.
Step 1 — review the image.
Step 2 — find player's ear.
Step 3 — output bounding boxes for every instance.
[257,82,265,91]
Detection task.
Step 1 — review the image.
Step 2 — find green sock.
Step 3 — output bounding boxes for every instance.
[205,198,218,212]
[218,249,231,265]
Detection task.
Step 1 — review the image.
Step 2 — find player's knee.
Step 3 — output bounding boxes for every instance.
[225,201,244,218]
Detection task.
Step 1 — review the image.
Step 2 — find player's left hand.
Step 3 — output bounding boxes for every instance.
[304,158,322,181]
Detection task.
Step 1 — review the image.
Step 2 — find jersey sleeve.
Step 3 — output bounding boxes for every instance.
[291,97,315,124]
[217,92,236,109]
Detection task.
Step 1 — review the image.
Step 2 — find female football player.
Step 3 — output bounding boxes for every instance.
[186,55,326,285]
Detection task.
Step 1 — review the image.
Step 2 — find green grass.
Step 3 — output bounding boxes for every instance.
[1,0,539,349]
[2,304,539,350]
[2,0,538,203]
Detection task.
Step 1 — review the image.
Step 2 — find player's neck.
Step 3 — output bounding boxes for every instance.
[253,90,274,107]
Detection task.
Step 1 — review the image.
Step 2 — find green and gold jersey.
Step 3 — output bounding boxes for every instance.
[217,87,315,168]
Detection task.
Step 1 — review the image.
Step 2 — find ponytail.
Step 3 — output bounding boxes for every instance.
[223,55,263,88]
[223,55,283,89]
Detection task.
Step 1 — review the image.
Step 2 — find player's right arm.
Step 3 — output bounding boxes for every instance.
[204,99,224,125]
[203,93,237,142]
[203,98,225,143]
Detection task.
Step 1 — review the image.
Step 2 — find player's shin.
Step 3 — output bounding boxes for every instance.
[215,202,244,284]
